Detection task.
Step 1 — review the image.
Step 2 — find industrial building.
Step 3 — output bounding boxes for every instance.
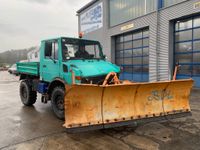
[77,0,200,87]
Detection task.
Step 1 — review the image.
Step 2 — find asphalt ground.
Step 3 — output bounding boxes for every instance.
[0,71,200,150]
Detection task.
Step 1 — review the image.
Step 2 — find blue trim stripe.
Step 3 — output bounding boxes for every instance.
[116,46,149,52]
[158,0,163,9]
[175,51,200,54]
[117,37,149,44]
[175,38,200,44]
[175,25,200,32]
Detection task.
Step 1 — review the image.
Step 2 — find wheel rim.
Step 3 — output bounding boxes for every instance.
[55,95,64,111]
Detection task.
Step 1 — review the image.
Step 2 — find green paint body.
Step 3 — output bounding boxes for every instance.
[17,37,120,84]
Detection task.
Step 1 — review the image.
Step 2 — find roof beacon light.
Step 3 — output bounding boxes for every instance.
[79,32,84,38]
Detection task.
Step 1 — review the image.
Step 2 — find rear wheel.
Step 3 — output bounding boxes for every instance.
[51,87,65,120]
[20,80,37,106]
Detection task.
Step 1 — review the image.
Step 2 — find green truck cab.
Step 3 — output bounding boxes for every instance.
[17,37,120,119]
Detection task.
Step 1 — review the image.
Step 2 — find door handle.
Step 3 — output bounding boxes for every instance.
[43,65,46,68]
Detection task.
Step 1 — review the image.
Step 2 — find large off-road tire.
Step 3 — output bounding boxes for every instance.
[19,80,37,106]
[51,87,65,120]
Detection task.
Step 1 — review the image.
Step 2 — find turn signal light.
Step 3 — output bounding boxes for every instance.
[75,76,81,80]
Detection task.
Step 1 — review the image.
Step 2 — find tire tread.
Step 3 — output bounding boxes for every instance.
[20,80,37,106]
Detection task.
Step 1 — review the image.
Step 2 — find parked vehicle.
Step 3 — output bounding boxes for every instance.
[17,37,193,131]
[0,66,9,71]
[8,64,18,75]
[0,67,4,71]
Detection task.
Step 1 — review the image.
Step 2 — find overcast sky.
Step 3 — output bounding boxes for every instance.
[0,0,90,52]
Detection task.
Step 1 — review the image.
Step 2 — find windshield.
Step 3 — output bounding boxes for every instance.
[62,38,103,60]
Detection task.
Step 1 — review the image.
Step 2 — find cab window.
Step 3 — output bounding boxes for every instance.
[45,41,58,60]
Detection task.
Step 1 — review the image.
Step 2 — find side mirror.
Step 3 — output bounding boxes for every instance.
[103,55,107,59]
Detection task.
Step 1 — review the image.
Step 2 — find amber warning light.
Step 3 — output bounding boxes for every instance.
[79,32,84,38]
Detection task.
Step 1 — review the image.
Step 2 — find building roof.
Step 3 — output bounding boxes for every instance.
[76,0,99,14]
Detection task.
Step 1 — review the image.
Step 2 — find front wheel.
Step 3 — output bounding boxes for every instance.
[19,80,37,106]
[51,87,65,120]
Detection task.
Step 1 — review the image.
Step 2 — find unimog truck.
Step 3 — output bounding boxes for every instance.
[17,37,120,119]
[17,37,193,131]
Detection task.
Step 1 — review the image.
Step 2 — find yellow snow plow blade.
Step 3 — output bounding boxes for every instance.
[63,79,193,130]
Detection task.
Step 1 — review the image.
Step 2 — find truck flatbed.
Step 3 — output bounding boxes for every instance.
[17,62,39,76]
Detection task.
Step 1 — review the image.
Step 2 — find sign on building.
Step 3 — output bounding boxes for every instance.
[80,2,103,34]
[194,1,200,9]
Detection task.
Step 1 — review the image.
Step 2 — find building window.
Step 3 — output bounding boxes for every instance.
[175,17,200,87]
[162,0,186,7]
[115,28,149,82]
[109,0,157,27]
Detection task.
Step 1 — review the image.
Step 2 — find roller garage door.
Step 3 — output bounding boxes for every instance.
[115,28,149,82]
[175,17,200,87]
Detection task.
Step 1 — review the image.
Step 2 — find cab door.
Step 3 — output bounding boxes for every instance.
[41,40,60,82]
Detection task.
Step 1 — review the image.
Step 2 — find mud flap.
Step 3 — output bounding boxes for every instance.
[63,79,193,130]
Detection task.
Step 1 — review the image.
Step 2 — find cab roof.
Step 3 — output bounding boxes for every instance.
[41,37,99,43]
